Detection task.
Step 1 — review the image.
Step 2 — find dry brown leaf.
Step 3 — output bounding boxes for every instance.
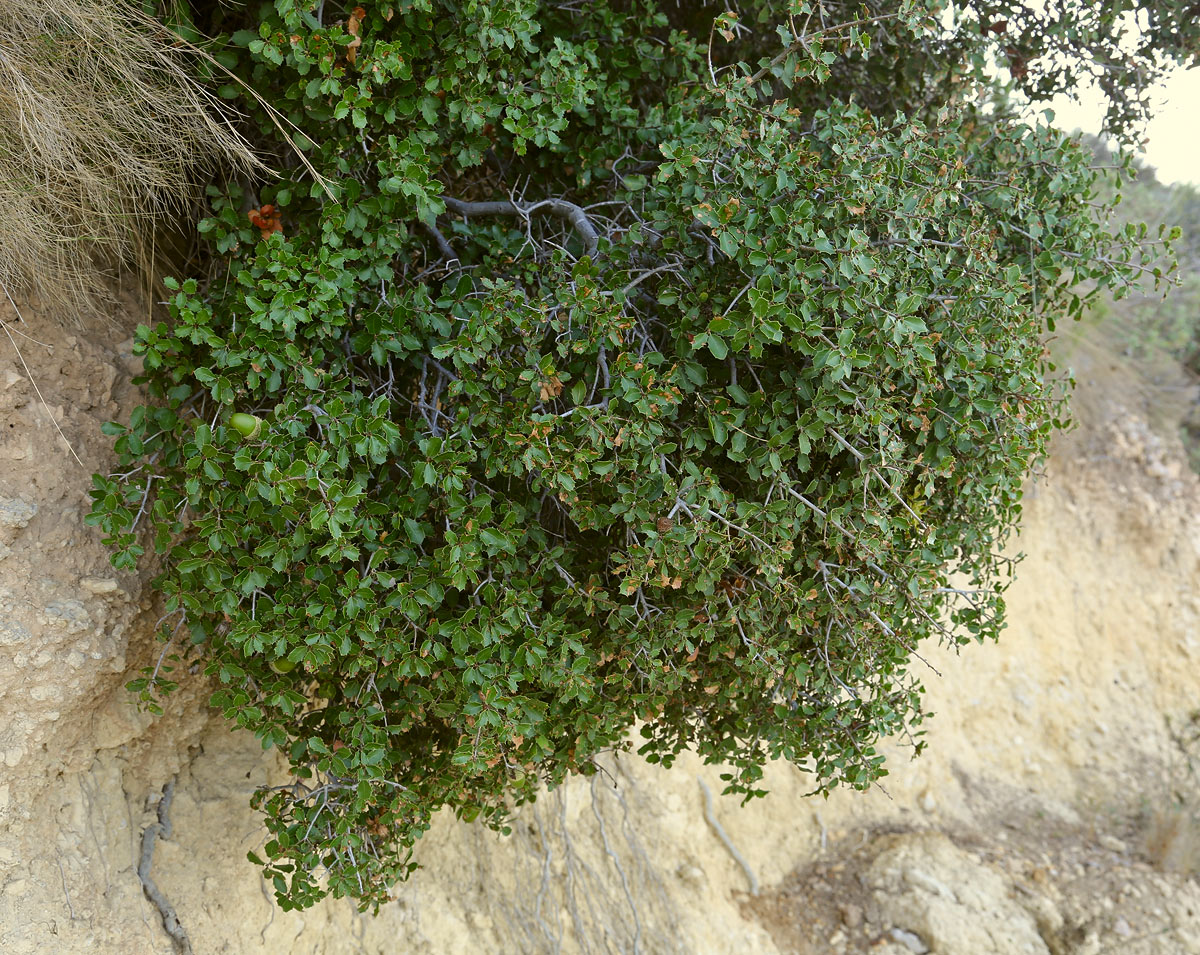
[346,6,366,65]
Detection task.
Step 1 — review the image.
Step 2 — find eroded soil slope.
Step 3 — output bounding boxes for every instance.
[0,298,1198,955]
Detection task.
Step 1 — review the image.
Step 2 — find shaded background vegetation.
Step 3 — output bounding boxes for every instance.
[1079,134,1200,466]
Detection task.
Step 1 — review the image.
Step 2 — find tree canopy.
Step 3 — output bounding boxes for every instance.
[89,0,1195,910]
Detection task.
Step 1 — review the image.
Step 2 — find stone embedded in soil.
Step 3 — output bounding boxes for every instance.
[865,832,1054,955]
[0,497,35,532]
[890,927,930,953]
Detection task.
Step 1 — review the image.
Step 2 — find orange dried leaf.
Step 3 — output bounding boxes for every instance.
[248,205,282,240]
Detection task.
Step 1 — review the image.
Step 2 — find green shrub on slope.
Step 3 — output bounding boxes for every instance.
[89,0,1193,910]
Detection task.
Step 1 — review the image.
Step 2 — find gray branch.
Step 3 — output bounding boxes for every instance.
[441,196,600,256]
[421,220,457,262]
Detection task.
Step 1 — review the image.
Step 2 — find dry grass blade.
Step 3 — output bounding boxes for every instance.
[0,0,262,321]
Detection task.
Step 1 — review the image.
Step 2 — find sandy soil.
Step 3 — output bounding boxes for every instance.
[0,295,1198,955]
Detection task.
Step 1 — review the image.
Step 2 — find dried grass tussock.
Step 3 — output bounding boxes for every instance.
[0,0,259,319]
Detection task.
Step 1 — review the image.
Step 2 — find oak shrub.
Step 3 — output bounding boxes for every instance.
[89,0,1188,910]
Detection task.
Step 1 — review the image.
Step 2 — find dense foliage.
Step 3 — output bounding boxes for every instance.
[89,0,1192,910]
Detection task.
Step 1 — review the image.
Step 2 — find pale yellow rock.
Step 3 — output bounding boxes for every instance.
[79,577,120,595]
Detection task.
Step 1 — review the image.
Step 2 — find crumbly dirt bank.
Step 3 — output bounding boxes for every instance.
[1,297,1198,955]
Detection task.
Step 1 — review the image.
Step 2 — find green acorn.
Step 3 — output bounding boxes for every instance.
[230,413,264,439]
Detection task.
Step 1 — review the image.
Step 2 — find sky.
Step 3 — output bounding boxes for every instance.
[1047,68,1200,189]
[938,0,1199,188]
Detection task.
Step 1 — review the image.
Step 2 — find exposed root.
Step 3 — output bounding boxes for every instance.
[697,775,759,896]
[472,758,684,954]
[137,779,192,955]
